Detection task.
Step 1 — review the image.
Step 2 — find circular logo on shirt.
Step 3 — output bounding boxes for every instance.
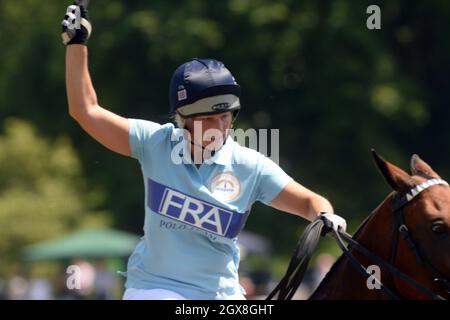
[209,172,241,202]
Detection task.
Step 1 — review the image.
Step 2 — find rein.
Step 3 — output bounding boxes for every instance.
[265,218,327,300]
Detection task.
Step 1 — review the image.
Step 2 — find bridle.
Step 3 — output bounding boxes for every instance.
[267,178,449,300]
[389,178,450,296]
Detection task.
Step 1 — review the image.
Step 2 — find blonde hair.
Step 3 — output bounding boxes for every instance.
[171,113,186,128]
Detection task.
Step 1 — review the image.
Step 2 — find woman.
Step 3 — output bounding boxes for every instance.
[61,1,346,300]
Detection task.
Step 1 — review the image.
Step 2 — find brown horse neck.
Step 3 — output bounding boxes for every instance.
[355,193,396,257]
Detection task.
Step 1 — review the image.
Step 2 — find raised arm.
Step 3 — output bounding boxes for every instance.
[63,2,131,156]
[66,46,131,156]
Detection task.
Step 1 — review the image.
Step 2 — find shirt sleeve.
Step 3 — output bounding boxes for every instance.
[128,118,163,162]
[255,155,293,205]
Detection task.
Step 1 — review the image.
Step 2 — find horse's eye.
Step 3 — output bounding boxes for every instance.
[431,223,446,234]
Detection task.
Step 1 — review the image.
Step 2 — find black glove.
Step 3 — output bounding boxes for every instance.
[61,0,92,45]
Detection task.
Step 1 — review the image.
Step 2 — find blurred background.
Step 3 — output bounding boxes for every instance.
[0,0,449,299]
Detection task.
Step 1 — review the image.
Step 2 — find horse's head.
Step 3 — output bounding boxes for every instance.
[372,150,450,299]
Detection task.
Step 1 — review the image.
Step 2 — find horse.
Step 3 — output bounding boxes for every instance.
[308,150,450,300]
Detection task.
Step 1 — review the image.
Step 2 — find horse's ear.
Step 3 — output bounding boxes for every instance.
[371,149,416,193]
[410,154,441,179]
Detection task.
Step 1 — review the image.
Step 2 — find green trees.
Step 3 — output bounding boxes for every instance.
[0,119,109,272]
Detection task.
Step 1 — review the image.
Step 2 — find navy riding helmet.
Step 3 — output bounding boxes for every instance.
[169,58,241,118]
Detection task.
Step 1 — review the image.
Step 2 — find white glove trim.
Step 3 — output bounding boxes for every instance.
[321,213,347,233]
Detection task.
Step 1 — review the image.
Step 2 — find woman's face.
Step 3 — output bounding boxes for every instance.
[184,112,232,149]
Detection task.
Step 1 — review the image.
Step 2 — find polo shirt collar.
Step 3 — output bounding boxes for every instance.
[175,130,234,166]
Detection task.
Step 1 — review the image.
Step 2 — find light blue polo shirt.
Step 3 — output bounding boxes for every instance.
[124,119,293,299]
